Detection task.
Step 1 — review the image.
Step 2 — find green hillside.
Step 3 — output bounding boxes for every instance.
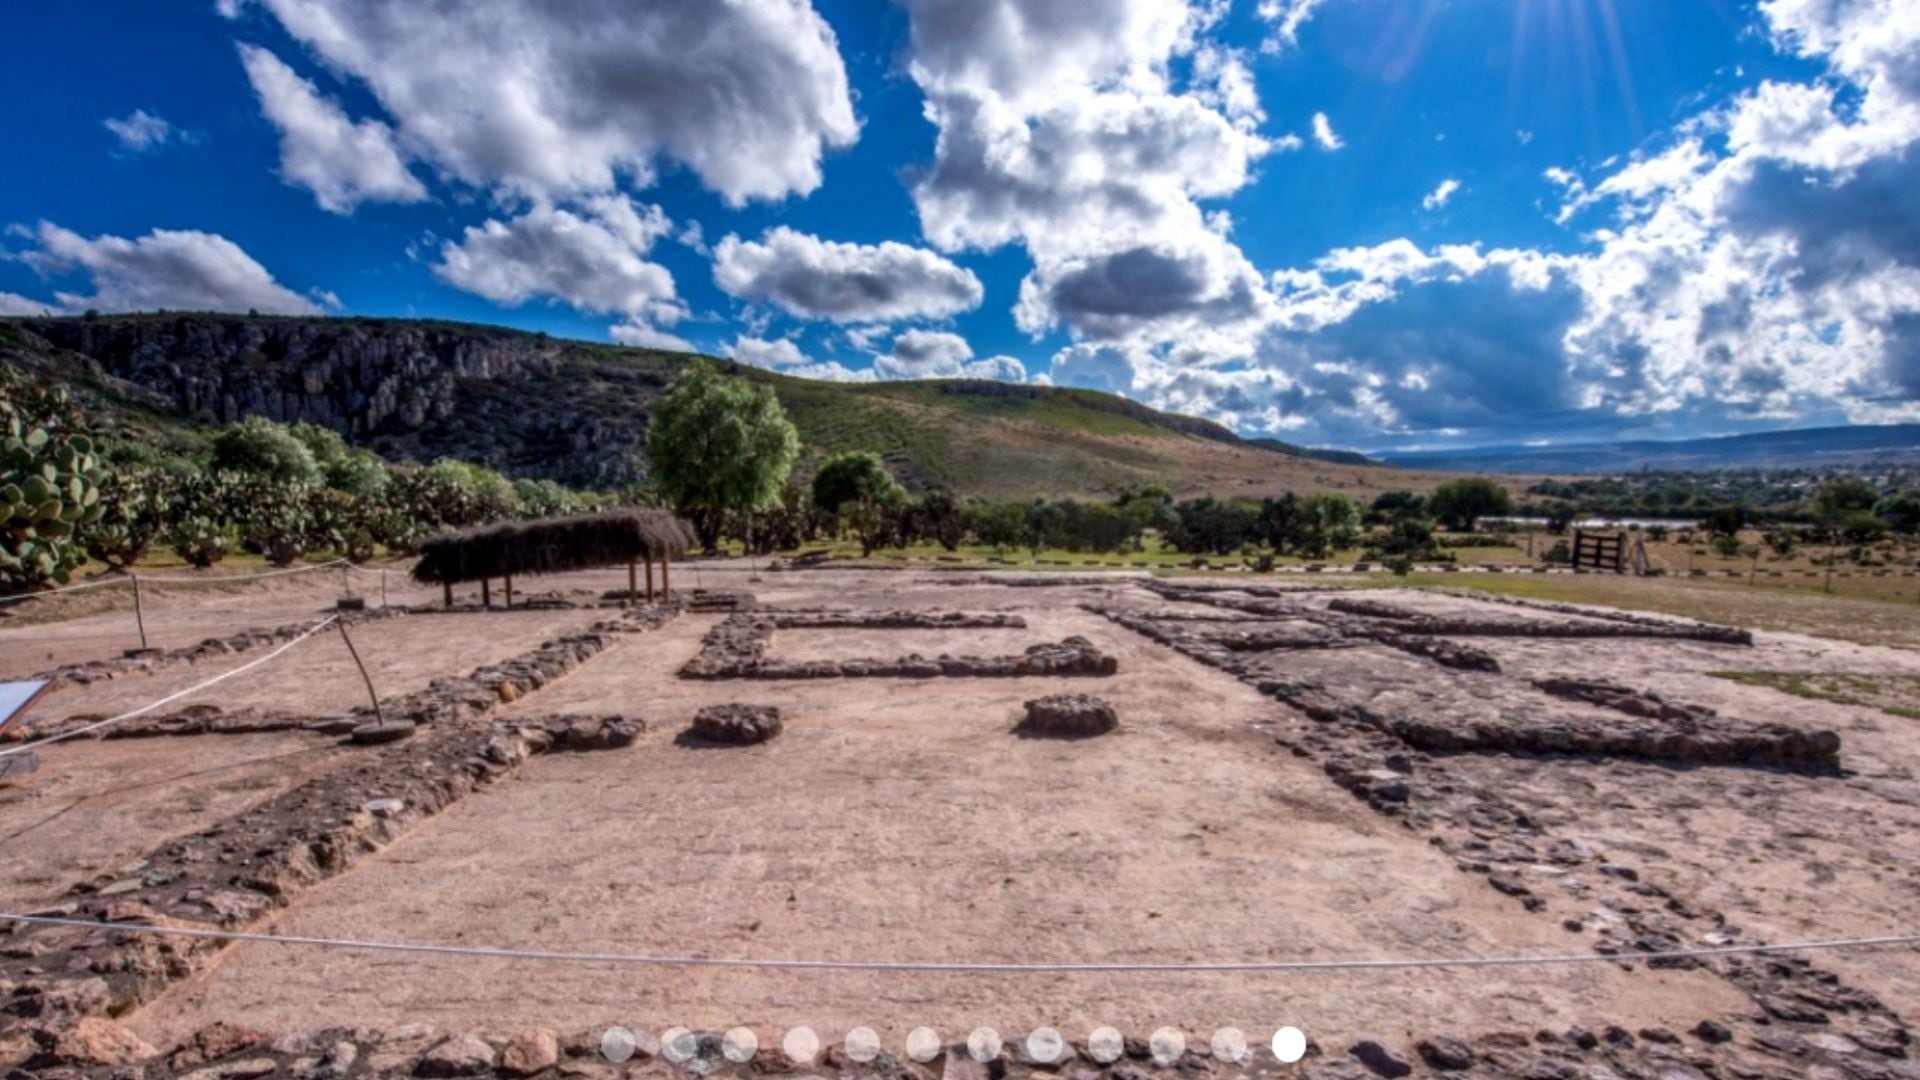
[0,313,1422,500]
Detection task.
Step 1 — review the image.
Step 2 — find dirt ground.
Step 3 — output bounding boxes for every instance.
[23,607,610,723]
[129,602,1743,1047]
[0,732,361,909]
[3,561,1917,1074]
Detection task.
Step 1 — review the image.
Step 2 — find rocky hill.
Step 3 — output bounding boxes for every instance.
[0,313,1420,500]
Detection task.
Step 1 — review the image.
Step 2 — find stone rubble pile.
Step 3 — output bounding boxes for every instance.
[685,703,782,745]
[1016,693,1119,737]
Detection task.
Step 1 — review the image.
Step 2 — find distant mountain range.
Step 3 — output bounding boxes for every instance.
[1379,424,1920,474]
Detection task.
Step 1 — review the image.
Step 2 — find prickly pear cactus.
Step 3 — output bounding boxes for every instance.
[1,371,106,593]
[165,516,232,569]
[84,467,173,570]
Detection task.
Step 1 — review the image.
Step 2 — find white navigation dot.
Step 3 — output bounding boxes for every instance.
[721,1027,758,1063]
[906,1027,943,1063]
[1211,1027,1248,1064]
[1086,1027,1125,1064]
[1026,1027,1065,1064]
[1273,1026,1308,1064]
[599,1027,636,1064]
[845,1027,881,1063]
[1150,1027,1186,1065]
[967,1027,1002,1063]
[661,1028,697,1064]
[783,1027,820,1065]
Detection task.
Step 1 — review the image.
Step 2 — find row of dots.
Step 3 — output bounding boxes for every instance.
[600,1024,1309,1066]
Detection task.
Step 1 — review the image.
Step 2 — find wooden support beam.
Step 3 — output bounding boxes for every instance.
[504,574,513,608]
[628,560,638,603]
[481,578,492,609]
[645,558,655,602]
[443,581,453,609]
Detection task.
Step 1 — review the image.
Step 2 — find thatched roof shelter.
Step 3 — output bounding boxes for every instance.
[411,509,693,588]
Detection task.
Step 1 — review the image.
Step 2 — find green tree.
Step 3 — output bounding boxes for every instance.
[323,450,392,499]
[812,451,903,556]
[1813,477,1878,525]
[1427,477,1513,532]
[1702,505,1746,538]
[1873,491,1920,535]
[646,360,800,552]
[209,417,321,484]
[287,421,350,466]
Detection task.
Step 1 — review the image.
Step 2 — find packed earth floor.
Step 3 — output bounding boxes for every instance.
[0,562,1917,1079]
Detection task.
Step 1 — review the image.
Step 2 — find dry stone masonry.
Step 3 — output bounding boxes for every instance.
[679,608,1116,680]
[1088,581,1906,1080]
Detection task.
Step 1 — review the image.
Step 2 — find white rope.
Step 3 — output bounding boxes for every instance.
[0,576,132,604]
[0,913,1913,973]
[0,559,360,606]
[136,559,353,585]
[0,614,340,758]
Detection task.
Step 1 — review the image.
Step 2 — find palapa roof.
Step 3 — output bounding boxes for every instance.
[411,509,694,585]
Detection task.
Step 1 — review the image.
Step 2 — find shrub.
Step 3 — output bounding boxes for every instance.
[209,417,321,485]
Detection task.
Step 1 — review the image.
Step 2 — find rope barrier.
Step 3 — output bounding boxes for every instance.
[0,614,340,758]
[0,913,1912,974]
[0,559,365,606]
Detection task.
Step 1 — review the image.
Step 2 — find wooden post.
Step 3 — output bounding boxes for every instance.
[662,558,670,597]
[443,580,453,609]
[627,560,638,603]
[481,578,492,609]
[338,621,385,724]
[131,573,149,650]
[645,558,655,602]
[381,569,389,610]
[504,574,514,609]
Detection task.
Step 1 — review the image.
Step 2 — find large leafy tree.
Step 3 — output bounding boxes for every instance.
[811,450,904,556]
[647,360,800,552]
[1427,477,1513,532]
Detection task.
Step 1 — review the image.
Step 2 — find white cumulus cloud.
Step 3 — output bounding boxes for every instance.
[8,222,325,315]
[222,0,858,205]
[873,329,1026,382]
[238,45,426,214]
[432,196,683,341]
[713,228,983,323]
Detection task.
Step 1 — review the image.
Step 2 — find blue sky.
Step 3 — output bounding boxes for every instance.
[1,1,1915,452]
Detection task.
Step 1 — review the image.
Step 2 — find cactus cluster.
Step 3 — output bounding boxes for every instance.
[1,375,105,591]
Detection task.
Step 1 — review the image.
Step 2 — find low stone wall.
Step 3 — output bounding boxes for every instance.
[28,606,417,688]
[680,610,1111,680]
[1378,711,1842,773]
[1329,595,1755,644]
[766,610,1026,630]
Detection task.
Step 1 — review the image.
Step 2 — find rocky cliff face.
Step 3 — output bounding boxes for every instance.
[4,316,671,487]
[20,316,554,434]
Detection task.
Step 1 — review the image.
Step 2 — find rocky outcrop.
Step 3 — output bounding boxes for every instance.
[4,316,664,486]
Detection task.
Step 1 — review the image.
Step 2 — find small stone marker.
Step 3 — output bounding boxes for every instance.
[687,704,782,745]
[1017,693,1118,738]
